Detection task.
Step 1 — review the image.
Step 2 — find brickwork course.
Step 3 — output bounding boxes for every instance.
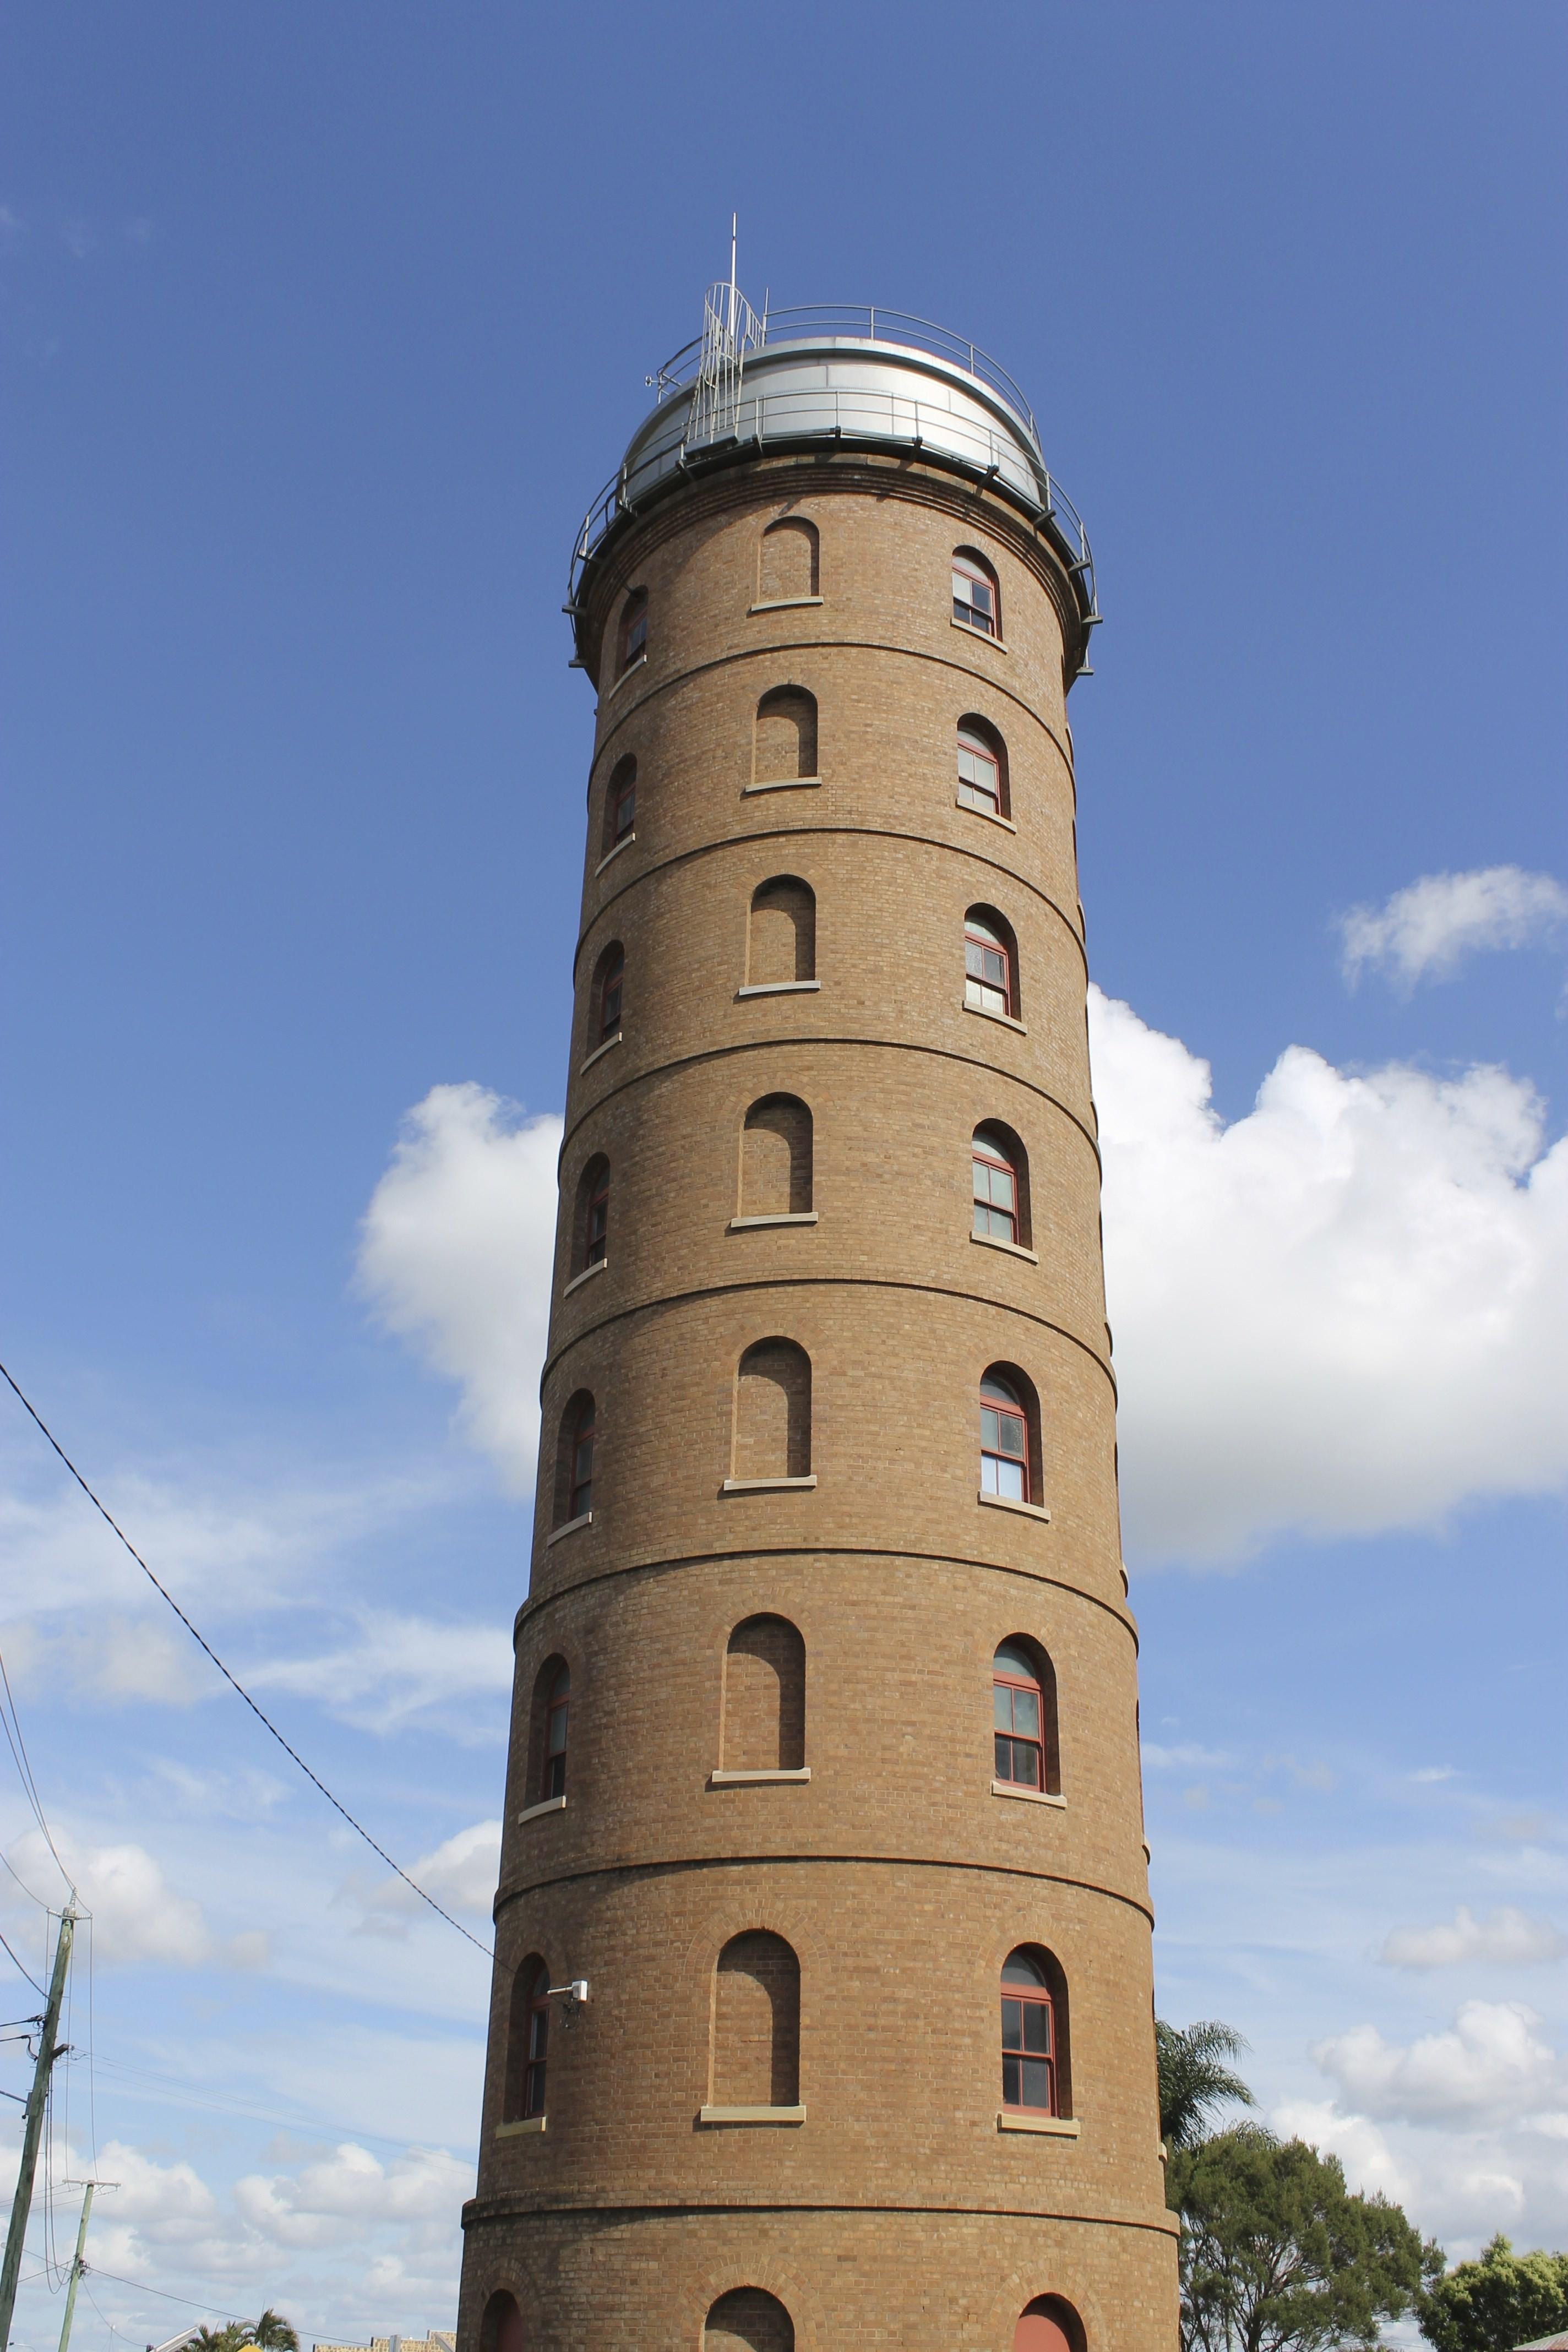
[456,347,1180,2350]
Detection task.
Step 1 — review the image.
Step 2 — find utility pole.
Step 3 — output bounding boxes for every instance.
[56,2182,96,2352]
[0,1904,75,2350]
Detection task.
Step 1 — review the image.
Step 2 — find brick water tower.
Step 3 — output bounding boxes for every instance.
[456,281,1178,2351]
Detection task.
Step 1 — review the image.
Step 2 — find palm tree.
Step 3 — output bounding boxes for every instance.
[1156,2017,1256,2149]
[249,2313,300,2352]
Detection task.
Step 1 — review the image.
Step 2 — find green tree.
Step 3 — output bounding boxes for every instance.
[248,2312,300,2352]
[192,2329,248,2352]
[1418,2234,1568,2352]
[1168,2127,1436,2352]
[1158,2017,1258,2152]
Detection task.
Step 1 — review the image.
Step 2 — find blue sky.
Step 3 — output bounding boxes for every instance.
[2,1,1565,2338]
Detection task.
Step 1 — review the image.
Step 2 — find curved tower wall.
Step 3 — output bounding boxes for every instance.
[457,325,1179,2350]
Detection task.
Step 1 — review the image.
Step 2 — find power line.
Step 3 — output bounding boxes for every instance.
[0,1640,68,1888]
[0,1360,491,1959]
[0,1930,43,1997]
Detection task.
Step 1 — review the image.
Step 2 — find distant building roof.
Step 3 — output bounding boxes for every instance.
[1513,2334,1568,2349]
[314,2335,454,2352]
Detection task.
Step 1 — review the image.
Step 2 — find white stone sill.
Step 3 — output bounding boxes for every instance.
[710,1767,812,1786]
[971,1231,1039,1267]
[978,1490,1051,1523]
[563,1259,607,1297]
[736,980,820,998]
[580,1032,622,1074]
[728,1213,818,1230]
[595,831,635,876]
[721,1474,818,1493]
[744,776,823,796]
[494,2116,546,2138]
[954,616,1010,654]
[749,596,824,613]
[546,1511,592,1547]
[956,794,1017,834]
[992,1779,1066,1809]
[698,2104,805,2126]
[997,2111,1078,2137]
[962,998,1027,1036]
[602,654,646,704]
[517,1794,567,1825]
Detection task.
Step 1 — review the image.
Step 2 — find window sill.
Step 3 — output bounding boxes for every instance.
[978,1490,1050,1523]
[698,2104,806,2126]
[961,998,1027,1036]
[563,1259,607,1297]
[956,794,1017,835]
[495,2116,547,2137]
[546,1510,593,1547]
[992,1779,1066,1808]
[749,596,824,613]
[728,1212,819,1230]
[580,1032,622,1074]
[721,1474,818,1494]
[595,831,635,876]
[517,1794,567,1825]
[744,776,823,796]
[602,654,646,703]
[998,2111,1078,2137]
[953,617,1010,653]
[710,1766,812,1785]
[736,980,821,998]
[971,1231,1039,1266]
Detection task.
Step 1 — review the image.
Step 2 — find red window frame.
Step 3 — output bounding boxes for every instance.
[568,1398,595,1520]
[597,951,624,1042]
[980,1371,1030,1501]
[542,1663,569,1800]
[965,918,1012,1016]
[522,1962,550,2116]
[1001,1956,1057,2114]
[957,727,1003,816]
[610,762,636,843]
[972,1130,1020,1245]
[953,553,1000,637]
[618,592,647,674]
[993,1648,1044,1790]
[584,1162,608,1266]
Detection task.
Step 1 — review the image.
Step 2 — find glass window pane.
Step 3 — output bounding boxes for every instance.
[999,1415,1025,1456]
[994,1686,1013,1731]
[1013,1690,1039,1738]
[995,1730,1012,1776]
[979,1407,1000,1449]
[994,1641,1034,1677]
[1022,2056,1052,2107]
[996,1457,1025,1499]
[1002,1951,1047,1985]
[980,1455,1000,1494]
[1001,1998,1023,2050]
[1023,2003,1050,2054]
[1002,2052,1022,2104]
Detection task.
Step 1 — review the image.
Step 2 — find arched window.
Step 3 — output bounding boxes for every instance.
[617,587,647,674]
[591,944,624,1046]
[504,1955,551,2120]
[533,1658,569,1800]
[705,2288,796,2352]
[993,1638,1059,1794]
[753,687,818,785]
[980,1364,1039,1502]
[603,755,636,852]
[712,1931,800,2107]
[972,1124,1028,1247]
[1014,2298,1085,2352]
[732,1341,812,1482]
[957,717,1009,819]
[1001,1946,1066,2116]
[965,906,1019,1019]
[758,515,819,605]
[722,1616,806,1772]
[953,546,1000,637]
[555,1391,596,1525]
[741,1096,813,1217]
[575,1155,609,1270]
[480,2292,526,2352]
[747,878,815,987]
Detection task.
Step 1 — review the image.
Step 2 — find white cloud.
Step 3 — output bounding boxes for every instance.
[357,1085,562,1490]
[1338,865,1568,990]
[1381,1906,1567,1970]
[234,2139,470,2251]
[1313,2000,1568,2127]
[251,1610,511,1733]
[363,1820,501,1930]
[1091,986,1568,1562]
[2,1828,263,1969]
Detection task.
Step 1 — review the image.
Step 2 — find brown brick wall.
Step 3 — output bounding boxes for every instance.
[457,449,1177,2348]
